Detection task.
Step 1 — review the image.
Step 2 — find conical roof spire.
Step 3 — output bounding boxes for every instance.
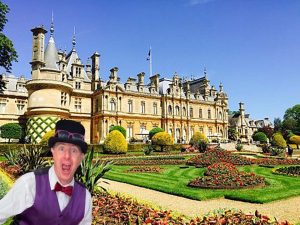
[44,13,59,70]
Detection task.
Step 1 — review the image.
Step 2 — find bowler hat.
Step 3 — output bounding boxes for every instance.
[48,120,88,153]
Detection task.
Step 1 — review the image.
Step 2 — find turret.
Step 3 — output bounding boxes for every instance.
[30,26,47,72]
[91,52,100,90]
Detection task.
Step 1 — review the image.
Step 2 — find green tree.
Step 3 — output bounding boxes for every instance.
[273,117,282,132]
[149,127,164,140]
[104,130,128,154]
[283,104,300,134]
[252,132,268,143]
[152,132,173,152]
[0,123,22,142]
[109,125,126,138]
[258,126,274,139]
[228,128,237,141]
[272,132,287,148]
[0,1,18,72]
[189,132,209,147]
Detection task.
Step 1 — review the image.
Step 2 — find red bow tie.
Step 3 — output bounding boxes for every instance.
[54,182,73,196]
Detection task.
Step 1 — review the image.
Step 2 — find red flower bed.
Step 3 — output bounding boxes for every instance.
[186,149,252,166]
[188,162,265,189]
[0,161,21,179]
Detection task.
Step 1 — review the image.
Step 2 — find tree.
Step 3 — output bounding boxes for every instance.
[273,117,282,132]
[0,1,18,72]
[109,125,126,138]
[149,127,164,140]
[272,132,287,148]
[104,130,128,154]
[228,128,237,141]
[283,104,300,134]
[258,126,274,139]
[152,132,173,152]
[290,135,300,149]
[252,132,267,144]
[0,123,22,142]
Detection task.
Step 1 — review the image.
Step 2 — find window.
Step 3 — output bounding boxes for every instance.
[168,105,172,115]
[16,100,25,114]
[199,126,204,133]
[209,127,213,136]
[0,98,6,113]
[75,82,81,89]
[199,108,203,118]
[190,107,193,118]
[74,98,82,112]
[127,126,133,138]
[128,100,133,113]
[182,107,186,117]
[61,92,67,106]
[110,99,116,111]
[141,101,145,114]
[153,102,157,115]
[175,106,180,116]
[75,67,81,77]
[208,109,211,119]
[140,126,146,134]
[219,111,222,120]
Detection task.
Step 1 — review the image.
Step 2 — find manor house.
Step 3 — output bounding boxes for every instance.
[0,23,229,144]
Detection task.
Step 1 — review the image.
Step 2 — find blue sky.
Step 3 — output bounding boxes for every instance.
[1,0,300,122]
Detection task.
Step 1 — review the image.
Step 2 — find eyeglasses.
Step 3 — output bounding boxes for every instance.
[55,130,85,141]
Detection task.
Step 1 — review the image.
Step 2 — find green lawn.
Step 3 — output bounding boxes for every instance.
[104,164,300,203]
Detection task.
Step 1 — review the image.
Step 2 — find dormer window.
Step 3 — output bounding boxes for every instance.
[75,82,81,89]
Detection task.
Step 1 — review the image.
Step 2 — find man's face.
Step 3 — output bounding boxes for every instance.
[51,142,84,185]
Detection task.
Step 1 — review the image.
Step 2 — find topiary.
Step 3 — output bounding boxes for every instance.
[109,125,126,138]
[252,132,268,143]
[272,132,287,148]
[151,132,173,152]
[39,130,55,145]
[290,135,300,148]
[104,130,128,154]
[189,132,209,147]
[149,127,164,140]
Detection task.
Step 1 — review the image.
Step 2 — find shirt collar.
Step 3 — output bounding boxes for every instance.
[49,165,75,190]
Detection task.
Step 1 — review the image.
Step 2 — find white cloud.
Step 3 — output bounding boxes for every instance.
[189,0,216,6]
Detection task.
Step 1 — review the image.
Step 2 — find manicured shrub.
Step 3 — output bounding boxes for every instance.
[189,132,209,147]
[109,125,126,138]
[39,130,55,145]
[0,123,22,142]
[152,132,173,152]
[252,132,268,143]
[235,143,243,151]
[290,135,300,147]
[128,143,145,152]
[272,132,287,148]
[104,130,128,154]
[149,127,164,140]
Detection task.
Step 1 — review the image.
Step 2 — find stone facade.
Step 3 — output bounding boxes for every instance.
[229,102,273,143]
[0,23,229,144]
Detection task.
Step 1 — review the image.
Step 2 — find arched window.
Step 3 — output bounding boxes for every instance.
[190,107,193,118]
[182,107,186,117]
[168,105,172,115]
[219,111,222,120]
[175,106,180,116]
[199,108,203,118]
[128,100,133,113]
[110,99,116,111]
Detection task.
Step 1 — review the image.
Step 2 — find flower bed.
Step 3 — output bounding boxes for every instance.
[187,149,252,166]
[253,158,300,166]
[127,166,162,173]
[188,162,265,189]
[92,192,290,225]
[107,156,186,166]
[274,166,300,177]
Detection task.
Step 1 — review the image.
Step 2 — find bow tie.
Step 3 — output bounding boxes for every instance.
[54,182,73,196]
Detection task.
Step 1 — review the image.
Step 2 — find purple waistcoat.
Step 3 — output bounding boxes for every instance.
[15,168,86,225]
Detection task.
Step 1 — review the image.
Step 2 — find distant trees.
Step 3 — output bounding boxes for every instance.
[0,0,18,72]
[0,123,22,142]
[283,104,300,135]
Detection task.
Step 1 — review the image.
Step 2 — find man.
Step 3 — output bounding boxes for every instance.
[0,119,92,225]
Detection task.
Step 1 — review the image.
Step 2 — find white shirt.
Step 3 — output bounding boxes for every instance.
[0,166,92,225]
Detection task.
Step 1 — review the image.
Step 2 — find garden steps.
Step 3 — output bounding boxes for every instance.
[100,178,300,223]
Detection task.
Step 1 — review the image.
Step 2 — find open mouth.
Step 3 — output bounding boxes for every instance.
[62,164,71,173]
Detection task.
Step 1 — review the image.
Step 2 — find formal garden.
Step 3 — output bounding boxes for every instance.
[1,120,300,225]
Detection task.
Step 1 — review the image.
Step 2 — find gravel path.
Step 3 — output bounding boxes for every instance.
[101,179,300,224]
